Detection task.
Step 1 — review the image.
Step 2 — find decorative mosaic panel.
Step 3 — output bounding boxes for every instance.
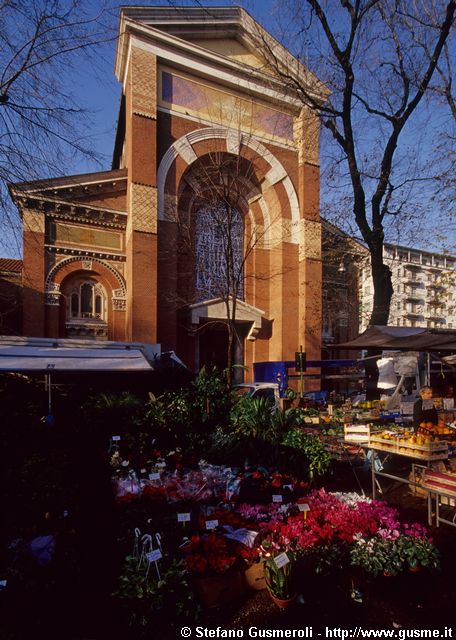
[161,71,294,144]
[54,223,122,250]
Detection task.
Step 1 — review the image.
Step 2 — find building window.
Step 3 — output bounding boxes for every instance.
[68,281,106,320]
[449,323,453,329]
[195,202,243,301]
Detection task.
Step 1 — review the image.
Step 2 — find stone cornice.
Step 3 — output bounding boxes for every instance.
[45,245,126,261]
[116,11,327,112]
[117,7,327,104]
[14,195,127,229]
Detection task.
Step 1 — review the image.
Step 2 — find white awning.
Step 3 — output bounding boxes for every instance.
[0,345,153,372]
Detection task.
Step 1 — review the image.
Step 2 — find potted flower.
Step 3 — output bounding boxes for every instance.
[350,531,404,577]
[180,533,244,608]
[399,525,440,571]
[259,536,297,607]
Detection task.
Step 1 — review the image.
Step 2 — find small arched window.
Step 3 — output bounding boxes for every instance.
[68,281,106,321]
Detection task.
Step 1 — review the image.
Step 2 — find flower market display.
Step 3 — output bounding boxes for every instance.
[2,369,455,640]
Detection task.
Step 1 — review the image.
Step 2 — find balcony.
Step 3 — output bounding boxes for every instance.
[404,293,424,301]
[426,312,445,320]
[65,318,108,339]
[405,311,424,318]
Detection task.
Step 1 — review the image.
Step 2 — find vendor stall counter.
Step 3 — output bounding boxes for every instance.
[364,436,449,500]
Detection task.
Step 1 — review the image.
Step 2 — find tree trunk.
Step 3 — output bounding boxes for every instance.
[226,320,235,389]
[365,238,394,400]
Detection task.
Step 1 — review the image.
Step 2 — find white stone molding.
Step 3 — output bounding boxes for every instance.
[188,296,265,341]
[174,136,198,165]
[157,126,299,244]
[45,256,127,303]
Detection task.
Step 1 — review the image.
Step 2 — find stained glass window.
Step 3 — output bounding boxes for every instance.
[195,202,243,301]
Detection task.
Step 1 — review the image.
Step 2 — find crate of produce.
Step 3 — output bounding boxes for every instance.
[344,424,370,443]
[368,433,399,453]
[369,433,448,460]
[395,438,448,461]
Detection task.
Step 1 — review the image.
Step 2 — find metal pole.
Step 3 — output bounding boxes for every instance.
[300,344,304,399]
[46,373,52,415]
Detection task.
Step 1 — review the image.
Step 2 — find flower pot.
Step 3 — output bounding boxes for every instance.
[193,568,245,608]
[244,563,266,591]
[408,565,421,573]
[383,571,395,577]
[269,592,297,609]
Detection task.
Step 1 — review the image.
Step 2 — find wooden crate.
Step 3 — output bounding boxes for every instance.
[344,424,370,443]
[369,435,448,461]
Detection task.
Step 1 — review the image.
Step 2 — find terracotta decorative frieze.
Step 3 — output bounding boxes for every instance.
[297,106,320,166]
[299,219,321,261]
[130,183,157,233]
[112,297,127,311]
[23,210,45,233]
[131,47,157,119]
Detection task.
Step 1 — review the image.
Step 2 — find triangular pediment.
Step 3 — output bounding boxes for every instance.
[188,297,266,341]
[185,37,272,74]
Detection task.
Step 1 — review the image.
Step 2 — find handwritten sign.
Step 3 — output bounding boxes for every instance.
[146,549,162,563]
[272,495,283,503]
[112,435,121,442]
[149,472,161,481]
[205,519,219,530]
[274,552,290,569]
[177,513,191,523]
[298,503,310,513]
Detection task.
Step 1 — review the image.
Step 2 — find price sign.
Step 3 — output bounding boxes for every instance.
[272,494,283,503]
[112,435,121,442]
[274,552,290,569]
[149,472,161,481]
[205,519,219,530]
[177,513,191,523]
[146,549,162,563]
[298,503,310,513]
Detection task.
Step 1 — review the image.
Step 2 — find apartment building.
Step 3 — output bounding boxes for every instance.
[360,243,456,331]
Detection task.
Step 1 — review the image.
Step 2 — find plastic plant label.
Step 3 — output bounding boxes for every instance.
[283,484,293,491]
[298,503,310,512]
[274,552,290,568]
[205,519,219,530]
[149,472,161,481]
[272,494,283,503]
[146,549,162,562]
[177,513,191,523]
[112,435,121,442]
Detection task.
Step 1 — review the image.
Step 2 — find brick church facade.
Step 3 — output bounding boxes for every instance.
[5,7,325,376]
